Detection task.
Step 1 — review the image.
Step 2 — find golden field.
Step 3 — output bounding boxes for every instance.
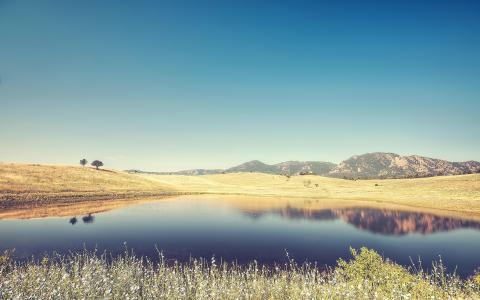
[0,163,178,208]
[1,163,479,217]
[142,172,480,216]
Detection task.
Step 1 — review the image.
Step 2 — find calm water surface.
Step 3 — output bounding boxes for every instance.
[1,197,479,277]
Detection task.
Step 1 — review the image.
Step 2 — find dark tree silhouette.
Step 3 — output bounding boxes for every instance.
[82,214,95,224]
[91,160,103,170]
[80,159,88,167]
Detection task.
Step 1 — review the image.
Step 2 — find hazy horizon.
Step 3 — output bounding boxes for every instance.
[2,150,480,173]
[1,0,479,171]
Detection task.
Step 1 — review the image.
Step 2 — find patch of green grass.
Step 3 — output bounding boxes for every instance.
[1,248,479,299]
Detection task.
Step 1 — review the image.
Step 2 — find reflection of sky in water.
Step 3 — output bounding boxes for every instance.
[1,198,480,277]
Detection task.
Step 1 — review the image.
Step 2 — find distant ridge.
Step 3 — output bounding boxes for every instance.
[126,168,223,176]
[126,152,480,179]
[226,160,283,174]
[328,152,480,179]
[128,160,335,176]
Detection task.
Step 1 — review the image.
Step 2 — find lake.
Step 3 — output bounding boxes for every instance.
[1,195,479,277]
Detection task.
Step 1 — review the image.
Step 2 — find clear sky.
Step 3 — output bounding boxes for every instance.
[1,0,479,171]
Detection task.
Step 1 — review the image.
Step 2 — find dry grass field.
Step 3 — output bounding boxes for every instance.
[143,172,480,216]
[0,163,178,208]
[1,163,479,217]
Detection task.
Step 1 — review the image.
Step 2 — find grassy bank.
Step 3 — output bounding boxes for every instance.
[0,163,179,208]
[1,163,479,216]
[0,248,479,299]
[144,172,480,215]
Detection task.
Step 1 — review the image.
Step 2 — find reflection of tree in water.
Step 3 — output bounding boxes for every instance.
[82,213,95,224]
[241,206,480,235]
[69,217,78,225]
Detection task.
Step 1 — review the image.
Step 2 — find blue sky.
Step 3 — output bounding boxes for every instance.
[1,0,479,171]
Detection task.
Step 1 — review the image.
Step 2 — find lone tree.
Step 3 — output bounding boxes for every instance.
[91,160,103,170]
[80,158,88,167]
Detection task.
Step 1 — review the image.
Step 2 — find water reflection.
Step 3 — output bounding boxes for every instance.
[2,196,480,278]
[82,214,95,224]
[69,214,95,224]
[243,206,480,235]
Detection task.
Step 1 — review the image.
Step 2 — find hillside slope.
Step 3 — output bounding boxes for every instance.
[0,163,177,207]
[226,160,280,174]
[274,161,336,175]
[329,152,480,179]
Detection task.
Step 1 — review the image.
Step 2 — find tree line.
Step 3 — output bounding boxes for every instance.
[80,158,104,170]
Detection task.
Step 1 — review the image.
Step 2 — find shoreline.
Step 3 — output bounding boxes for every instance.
[1,163,479,219]
[0,191,202,210]
[2,193,480,223]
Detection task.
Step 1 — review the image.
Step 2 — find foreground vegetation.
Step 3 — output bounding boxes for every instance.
[0,248,479,299]
[1,163,479,217]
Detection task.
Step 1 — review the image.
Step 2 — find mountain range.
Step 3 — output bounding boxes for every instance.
[127,152,480,179]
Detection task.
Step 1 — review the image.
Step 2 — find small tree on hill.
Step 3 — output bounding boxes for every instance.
[91,160,103,170]
[80,159,88,167]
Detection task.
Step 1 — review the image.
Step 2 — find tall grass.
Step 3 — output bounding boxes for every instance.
[1,248,479,299]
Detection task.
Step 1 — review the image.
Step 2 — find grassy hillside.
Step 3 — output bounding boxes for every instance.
[0,163,178,207]
[1,163,479,216]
